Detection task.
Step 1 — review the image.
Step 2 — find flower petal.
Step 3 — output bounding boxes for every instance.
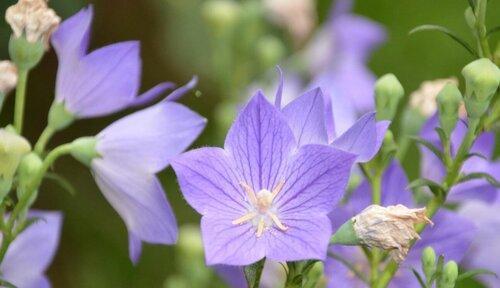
[282,88,329,147]
[97,100,206,174]
[201,215,266,265]
[171,148,247,217]
[224,92,296,191]
[58,41,141,117]
[91,160,177,259]
[275,144,356,214]
[1,211,62,288]
[332,112,389,163]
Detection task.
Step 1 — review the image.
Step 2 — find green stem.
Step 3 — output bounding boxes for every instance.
[13,69,29,134]
[34,126,55,155]
[475,0,492,58]
[328,252,369,284]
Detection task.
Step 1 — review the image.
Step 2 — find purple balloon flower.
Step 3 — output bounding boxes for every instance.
[326,162,475,288]
[1,211,62,288]
[172,93,356,265]
[419,114,499,203]
[51,6,174,119]
[81,82,206,263]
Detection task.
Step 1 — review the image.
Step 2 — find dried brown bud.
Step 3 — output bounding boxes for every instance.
[0,61,18,95]
[409,78,459,117]
[352,204,433,262]
[5,0,60,48]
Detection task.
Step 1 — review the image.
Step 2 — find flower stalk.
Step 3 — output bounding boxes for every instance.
[13,69,28,134]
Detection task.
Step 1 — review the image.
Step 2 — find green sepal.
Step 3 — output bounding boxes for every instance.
[48,101,76,131]
[330,219,361,245]
[458,172,500,187]
[244,258,265,288]
[70,137,99,167]
[8,36,44,71]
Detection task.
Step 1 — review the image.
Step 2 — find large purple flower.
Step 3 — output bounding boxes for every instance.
[172,93,356,265]
[78,83,206,263]
[459,200,500,288]
[326,162,475,288]
[0,211,62,288]
[419,114,499,203]
[51,6,173,119]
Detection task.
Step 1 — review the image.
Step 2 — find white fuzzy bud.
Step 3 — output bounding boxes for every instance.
[0,61,18,95]
[5,0,60,48]
[352,204,433,262]
[409,78,459,117]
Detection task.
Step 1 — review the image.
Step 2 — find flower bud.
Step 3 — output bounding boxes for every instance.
[351,204,433,262]
[17,152,42,203]
[70,137,99,167]
[421,246,436,280]
[464,7,476,30]
[178,224,204,259]
[438,261,458,288]
[0,61,18,112]
[201,0,240,34]
[0,128,31,198]
[437,83,463,137]
[48,101,76,131]
[409,78,458,117]
[375,74,405,121]
[256,36,286,69]
[462,58,500,119]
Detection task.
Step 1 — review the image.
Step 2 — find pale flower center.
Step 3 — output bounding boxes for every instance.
[232,182,288,237]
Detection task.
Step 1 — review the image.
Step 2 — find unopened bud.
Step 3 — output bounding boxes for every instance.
[352,204,433,262]
[201,0,240,34]
[375,74,404,121]
[421,246,436,280]
[437,83,463,137]
[70,137,99,167]
[464,7,476,30]
[462,58,500,119]
[256,36,286,69]
[17,152,42,203]
[0,128,31,180]
[48,101,75,131]
[438,261,458,288]
[5,0,60,48]
[409,78,458,117]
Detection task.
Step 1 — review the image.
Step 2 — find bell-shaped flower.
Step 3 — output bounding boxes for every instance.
[0,211,62,288]
[70,82,206,263]
[50,6,174,121]
[172,93,356,265]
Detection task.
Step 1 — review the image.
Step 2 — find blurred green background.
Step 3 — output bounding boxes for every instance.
[0,0,498,287]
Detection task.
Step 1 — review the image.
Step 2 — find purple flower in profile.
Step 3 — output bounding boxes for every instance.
[1,211,62,288]
[73,81,206,263]
[326,162,475,288]
[419,114,499,203]
[51,6,173,119]
[459,200,500,288]
[172,93,356,265]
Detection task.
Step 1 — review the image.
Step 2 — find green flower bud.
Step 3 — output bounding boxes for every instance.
[178,224,204,258]
[0,128,31,199]
[48,101,76,131]
[462,58,500,119]
[70,137,99,167]
[438,261,458,288]
[330,219,361,245]
[201,0,241,34]
[8,36,45,71]
[437,83,463,137]
[375,74,405,121]
[464,7,476,30]
[421,246,436,280]
[17,152,42,203]
[256,36,286,69]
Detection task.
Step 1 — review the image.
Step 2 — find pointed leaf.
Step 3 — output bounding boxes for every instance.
[44,172,77,196]
[487,25,500,36]
[244,259,265,288]
[464,152,488,161]
[408,179,446,197]
[458,172,500,187]
[412,268,428,288]
[456,269,497,282]
[411,136,444,161]
[430,255,445,283]
[434,127,448,148]
[409,25,478,57]
[0,279,17,288]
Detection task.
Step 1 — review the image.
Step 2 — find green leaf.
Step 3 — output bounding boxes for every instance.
[411,136,444,161]
[409,25,478,57]
[458,172,500,187]
[44,172,77,196]
[244,259,265,288]
[456,269,497,282]
[430,255,445,283]
[464,152,488,161]
[408,179,445,197]
[487,25,500,37]
[0,279,17,288]
[412,268,428,288]
[434,128,448,147]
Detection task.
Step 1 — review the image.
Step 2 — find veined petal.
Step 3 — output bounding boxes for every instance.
[57,41,141,117]
[91,160,177,260]
[224,92,296,191]
[332,112,389,163]
[171,148,247,217]
[97,100,206,174]
[275,144,356,214]
[282,88,329,147]
[201,215,266,265]
[1,211,62,288]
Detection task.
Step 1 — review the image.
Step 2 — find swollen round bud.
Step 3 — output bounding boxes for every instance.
[201,0,240,34]
[0,127,31,180]
[375,74,405,121]
[5,0,60,48]
[70,137,99,167]
[437,83,463,136]
[462,58,500,119]
[0,61,18,95]
[48,101,76,131]
[256,36,286,69]
[17,152,42,201]
[438,261,459,288]
[421,246,436,280]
